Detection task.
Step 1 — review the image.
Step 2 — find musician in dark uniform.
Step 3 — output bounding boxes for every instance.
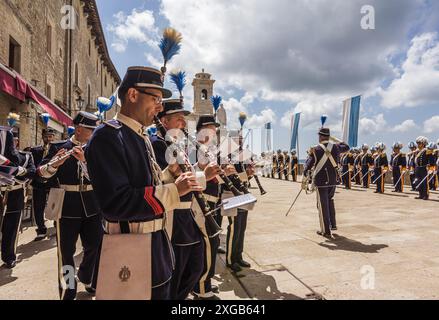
[291,150,299,182]
[360,144,373,188]
[373,143,388,194]
[38,112,102,300]
[407,142,418,191]
[192,115,224,300]
[150,101,220,300]
[1,130,35,269]
[283,151,290,181]
[30,128,56,241]
[427,143,438,191]
[86,67,201,300]
[353,148,362,186]
[303,127,349,239]
[413,137,435,200]
[226,130,254,272]
[341,150,354,189]
[390,142,407,193]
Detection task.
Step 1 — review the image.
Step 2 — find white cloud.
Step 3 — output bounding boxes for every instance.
[160,0,418,98]
[108,9,157,53]
[390,119,417,132]
[424,116,439,133]
[359,114,387,135]
[380,32,439,108]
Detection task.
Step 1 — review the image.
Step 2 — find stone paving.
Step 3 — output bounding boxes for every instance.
[1,177,439,300]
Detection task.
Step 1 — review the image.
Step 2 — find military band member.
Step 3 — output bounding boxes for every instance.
[87,67,202,300]
[413,137,435,200]
[373,143,388,194]
[192,115,224,300]
[407,142,418,191]
[1,131,35,269]
[291,150,299,182]
[226,130,254,272]
[303,127,349,239]
[277,150,284,180]
[370,146,378,183]
[38,112,102,300]
[271,152,277,179]
[151,102,220,300]
[360,144,373,188]
[353,148,362,186]
[30,128,56,241]
[283,151,290,181]
[390,142,407,193]
[427,143,438,191]
[341,150,354,189]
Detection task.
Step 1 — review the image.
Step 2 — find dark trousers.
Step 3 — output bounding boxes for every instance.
[410,172,416,190]
[374,168,385,193]
[354,168,362,185]
[32,188,49,234]
[429,174,437,191]
[271,168,276,179]
[393,168,403,192]
[284,169,289,181]
[152,281,171,300]
[361,167,370,188]
[278,169,283,180]
[56,214,103,300]
[291,168,297,182]
[316,186,336,234]
[170,241,205,300]
[1,210,22,263]
[226,209,248,265]
[416,169,429,199]
[193,234,219,296]
[342,169,351,189]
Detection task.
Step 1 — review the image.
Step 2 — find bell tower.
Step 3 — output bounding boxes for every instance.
[192,69,215,116]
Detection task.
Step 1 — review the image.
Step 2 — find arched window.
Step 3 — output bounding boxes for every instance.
[74,63,79,86]
[201,89,208,100]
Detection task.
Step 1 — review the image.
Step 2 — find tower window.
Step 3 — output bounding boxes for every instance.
[87,84,91,106]
[201,89,208,100]
[74,63,79,86]
[8,36,21,73]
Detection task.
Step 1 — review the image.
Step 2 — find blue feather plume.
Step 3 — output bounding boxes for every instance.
[170,71,186,95]
[67,126,75,137]
[321,115,328,127]
[41,113,50,126]
[159,28,183,67]
[239,112,247,128]
[210,95,222,112]
[97,96,115,114]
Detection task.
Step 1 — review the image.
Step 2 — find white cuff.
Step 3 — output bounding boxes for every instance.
[195,171,207,191]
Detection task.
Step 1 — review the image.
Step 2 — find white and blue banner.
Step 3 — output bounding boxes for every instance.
[264,122,272,151]
[342,96,361,148]
[290,112,301,151]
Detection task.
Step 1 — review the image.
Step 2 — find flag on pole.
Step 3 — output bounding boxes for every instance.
[290,112,301,150]
[342,96,361,147]
[264,122,272,151]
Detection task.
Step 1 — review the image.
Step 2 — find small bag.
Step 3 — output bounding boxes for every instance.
[44,188,65,220]
[96,232,152,300]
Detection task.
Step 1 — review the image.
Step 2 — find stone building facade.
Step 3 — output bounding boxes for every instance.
[0,0,120,149]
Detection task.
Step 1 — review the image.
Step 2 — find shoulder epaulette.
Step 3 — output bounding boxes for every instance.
[427,150,433,155]
[104,119,122,130]
[381,153,386,158]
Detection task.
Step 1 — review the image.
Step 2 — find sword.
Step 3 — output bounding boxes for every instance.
[427,171,438,184]
[285,188,303,217]
[372,171,387,184]
[339,170,351,179]
[394,171,406,188]
[415,174,429,190]
[351,170,361,182]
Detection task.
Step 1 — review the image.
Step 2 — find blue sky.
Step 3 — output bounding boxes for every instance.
[96,0,439,158]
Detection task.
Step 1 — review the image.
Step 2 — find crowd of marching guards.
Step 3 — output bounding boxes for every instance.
[260,136,439,201]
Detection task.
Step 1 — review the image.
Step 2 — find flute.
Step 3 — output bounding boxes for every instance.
[183,129,243,197]
[47,144,87,167]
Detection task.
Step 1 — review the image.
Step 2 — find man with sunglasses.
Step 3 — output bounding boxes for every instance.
[87,67,202,300]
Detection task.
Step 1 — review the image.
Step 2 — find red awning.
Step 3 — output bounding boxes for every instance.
[0,63,72,126]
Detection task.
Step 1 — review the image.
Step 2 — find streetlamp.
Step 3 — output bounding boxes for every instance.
[76,96,85,111]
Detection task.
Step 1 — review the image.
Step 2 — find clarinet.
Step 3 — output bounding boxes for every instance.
[183,129,242,197]
[153,116,222,238]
